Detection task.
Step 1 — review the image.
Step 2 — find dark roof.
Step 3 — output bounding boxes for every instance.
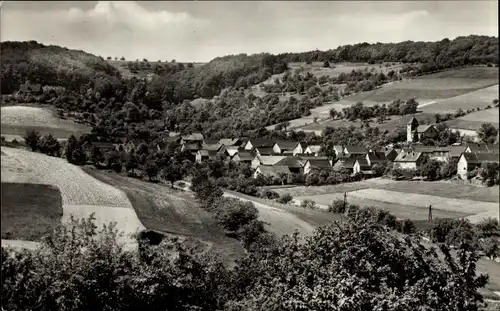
[416,125,436,133]
[384,149,399,161]
[198,150,218,157]
[249,139,275,148]
[462,153,499,164]
[367,151,387,163]
[333,158,356,170]
[407,117,419,126]
[394,151,422,162]
[344,146,367,154]
[307,159,332,169]
[449,145,467,158]
[203,139,219,145]
[467,143,499,154]
[411,145,451,153]
[275,156,304,168]
[256,147,275,155]
[183,143,200,151]
[275,141,298,150]
[235,152,254,161]
[355,159,371,170]
[201,143,222,151]
[218,138,241,146]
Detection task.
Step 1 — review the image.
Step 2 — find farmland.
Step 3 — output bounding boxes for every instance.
[446,107,500,131]
[285,66,499,133]
[287,61,406,78]
[1,182,63,241]
[0,147,143,247]
[272,178,499,222]
[1,106,91,140]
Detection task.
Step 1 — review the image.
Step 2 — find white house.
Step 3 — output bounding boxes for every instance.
[304,145,322,156]
[251,155,286,169]
[457,152,499,180]
[303,159,333,175]
[406,117,438,143]
[393,150,423,170]
[353,159,372,175]
[244,139,275,151]
[272,141,300,154]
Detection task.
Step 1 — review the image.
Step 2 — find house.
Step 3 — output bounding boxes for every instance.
[181,143,201,153]
[465,143,499,154]
[222,146,240,158]
[366,151,387,166]
[343,146,367,158]
[124,139,141,153]
[353,159,373,175]
[411,145,451,162]
[406,117,438,143]
[449,145,468,159]
[275,156,304,174]
[244,139,275,151]
[253,165,291,179]
[232,151,254,163]
[19,81,43,95]
[303,159,333,174]
[304,145,322,156]
[332,158,356,173]
[457,152,499,180]
[195,150,219,163]
[251,155,286,169]
[181,132,204,144]
[333,145,345,157]
[218,138,242,147]
[393,150,424,170]
[384,148,400,162]
[292,142,308,155]
[273,141,299,154]
[255,147,275,156]
[201,141,222,151]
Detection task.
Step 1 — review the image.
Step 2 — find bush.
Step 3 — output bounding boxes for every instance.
[260,189,280,200]
[328,199,346,213]
[481,237,499,259]
[300,199,317,209]
[214,198,259,233]
[476,217,500,238]
[277,193,293,204]
[398,219,416,234]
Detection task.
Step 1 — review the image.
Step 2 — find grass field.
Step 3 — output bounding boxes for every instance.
[1,147,143,247]
[445,107,499,131]
[1,182,63,241]
[83,169,245,264]
[273,178,499,221]
[1,106,91,139]
[287,62,406,78]
[419,84,499,114]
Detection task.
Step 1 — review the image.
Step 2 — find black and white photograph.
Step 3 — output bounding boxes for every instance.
[1,1,499,310]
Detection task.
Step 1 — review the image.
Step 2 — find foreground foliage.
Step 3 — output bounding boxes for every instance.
[2,213,490,311]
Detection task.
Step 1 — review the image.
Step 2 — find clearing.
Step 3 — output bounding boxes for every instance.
[272,178,499,222]
[445,107,499,131]
[1,105,91,139]
[0,147,143,247]
[1,182,63,241]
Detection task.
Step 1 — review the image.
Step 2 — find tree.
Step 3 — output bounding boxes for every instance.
[120,56,125,61]
[323,60,330,68]
[329,108,337,120]
[229,219,488,310]
[478,123,498,144]
[479,162,500,186]
[214,198,259,232]
[125,153,139,175]
[419,159,441,181]
[161,161,184,188]
[23,130,40,151]
[65,135,77,163]
[144,161,159,181]
[276,193,293,204]
[90,146,104,166]
[281,120,290,131]
[38,133,61,157]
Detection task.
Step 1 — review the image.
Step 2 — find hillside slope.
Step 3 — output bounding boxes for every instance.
[1,41,121,94]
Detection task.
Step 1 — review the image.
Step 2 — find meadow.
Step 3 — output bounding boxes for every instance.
[445,107,500,131]
[1,106,91,140]
[1,182,63,241]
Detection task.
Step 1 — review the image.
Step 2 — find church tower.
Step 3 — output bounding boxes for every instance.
[407,117,419,142]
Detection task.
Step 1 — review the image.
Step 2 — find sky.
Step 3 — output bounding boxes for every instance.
[1,1,498,63]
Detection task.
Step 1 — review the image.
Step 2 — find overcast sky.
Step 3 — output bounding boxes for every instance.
[1,1,498,62]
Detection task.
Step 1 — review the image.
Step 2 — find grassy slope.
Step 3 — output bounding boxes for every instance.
[1,105,91,139]
[445,107,500,131]
[1,182,63,241]
[83,169,246,264]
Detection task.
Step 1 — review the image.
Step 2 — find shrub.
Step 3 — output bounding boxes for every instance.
[328,199,346,213]
[300,199,317,209]
[260,189,280,200]
[277,193,293,204]
[476,217,500,238]
[214,198,259,233]
[398,219,416,234]
[481,237,499,259]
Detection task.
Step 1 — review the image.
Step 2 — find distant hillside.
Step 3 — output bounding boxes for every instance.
[0,41,121,94]
[278,35,498,68]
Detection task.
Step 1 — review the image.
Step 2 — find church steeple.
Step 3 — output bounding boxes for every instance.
[407,117,419,142]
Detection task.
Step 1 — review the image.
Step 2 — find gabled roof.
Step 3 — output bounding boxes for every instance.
[256,165,291,177]
[394,151,422,162]
[182,133,204,141]
[198,149,218,158]
[416,125,436,133]
[306,145,322,153]
[344,146,367,154]
[449,145,467,158]
[201,143,222,151]
[275,156,304,168]
[407,117,419,126]
[275,141,299,150]
[182,143,200,151]
[384,148,399,161]
[248,139,275,148]
[411,145,451,153]
[255,155,286,166]
[355,158,371,170]
[307,159,332,169]
[203,139,219,145]
[235,152,254,161]
[462,152,499,164]
[256,147,275,155]
[224,147,240,157]
[367,151,387,163]
[333,158,356,170]
[218,138,240,146]
[467,143,499,154]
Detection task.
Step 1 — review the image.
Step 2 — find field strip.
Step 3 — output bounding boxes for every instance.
[1,239,41,251]
[345,189,496,214]
[63,205,145,239]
